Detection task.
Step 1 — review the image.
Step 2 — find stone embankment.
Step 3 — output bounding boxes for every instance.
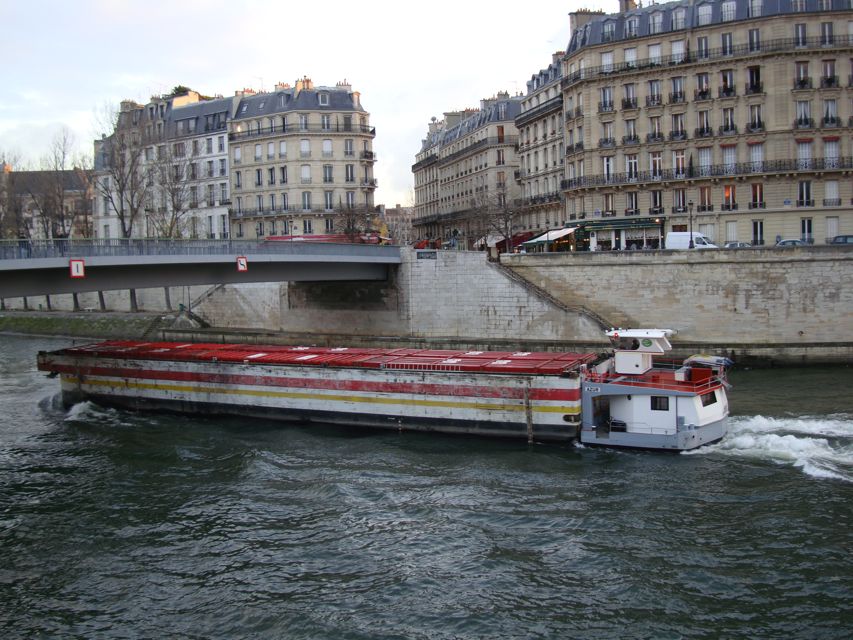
[2,246,851,365]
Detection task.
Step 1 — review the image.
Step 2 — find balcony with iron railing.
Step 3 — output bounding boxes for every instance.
[694,89,712,101]
[793,77,813,90]
[560,157,853,191]
[645,95,663,107]
[718,86,737,98]
[622,134,640,145]
[599,137,616,148]
[646,132,664,143]
[721,202,738,211]
[748,201,766,209]
[229,123,376,141]
[697,204,714,212]
[746,120,765,133]
[745,82,764,95]
[695,126,714,138]
[797,199,814,207]
[669,130,688,141]
[718,124,738,136]
[648,206,664,215]
[625,208,639,216]
[622,97,638,110]
[794,117,816,129]
[820,75,840,89]
[668,91,685,104]
[561,35,853,90]
[598,101,615,113]
[822,116,841,128]
[824,198,841,206]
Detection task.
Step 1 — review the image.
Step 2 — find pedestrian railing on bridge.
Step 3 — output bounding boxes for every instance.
[0,239,401,262]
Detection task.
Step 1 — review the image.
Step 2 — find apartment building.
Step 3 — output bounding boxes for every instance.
[561,0,853,249]
[411,93,523,247]
[93,91,236,240]
[227,77,376,240]
[516,52,566,236]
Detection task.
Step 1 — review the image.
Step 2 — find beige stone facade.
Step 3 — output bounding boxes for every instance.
[411,93,523,248]
[561,0,853,248]
[228,78,376,240]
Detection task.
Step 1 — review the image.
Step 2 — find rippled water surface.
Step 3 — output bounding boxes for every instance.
[1,336,851,639]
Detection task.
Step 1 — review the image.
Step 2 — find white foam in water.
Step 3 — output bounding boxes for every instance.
[64,401,99,422]
[687,415,853,483]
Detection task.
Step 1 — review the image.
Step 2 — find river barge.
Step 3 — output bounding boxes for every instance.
[36,329,730,451]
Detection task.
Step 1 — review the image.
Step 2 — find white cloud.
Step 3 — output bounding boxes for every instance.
[2,0,619,204]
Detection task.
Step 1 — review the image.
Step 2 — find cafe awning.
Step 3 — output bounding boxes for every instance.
[522,227,578,246]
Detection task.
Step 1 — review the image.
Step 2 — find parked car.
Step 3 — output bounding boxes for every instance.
[776,239,806,247]
[830,235,853,244]
[724,241,752,249]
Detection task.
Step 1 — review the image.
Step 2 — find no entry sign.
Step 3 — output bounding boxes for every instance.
[69,259,85,278]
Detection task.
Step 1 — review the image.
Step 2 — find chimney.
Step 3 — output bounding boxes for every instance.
[619,0,637,12]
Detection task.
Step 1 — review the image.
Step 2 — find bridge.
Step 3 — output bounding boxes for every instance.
[0,239,402,298]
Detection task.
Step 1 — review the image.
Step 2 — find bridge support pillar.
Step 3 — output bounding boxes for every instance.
[129,289,138,313]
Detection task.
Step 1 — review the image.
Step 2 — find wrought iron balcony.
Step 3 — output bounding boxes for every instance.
[622,97,638,109]
[622,134,640,145]
[794,117,815,129]
[721,202,738,211]
[646,132,664,143]
[599,137,616,148]
[645,95,663,107]
[745,82,764,95]
[718,86,737,98]
[796,199,814,207]
[669,130,688,141]
[695,126,714,138]
[671,206,688,214]
[648,206,664,215]
[598,101,615,113]
[748,201,766,209]
[820,75,840,88]
[668,91,685,104]
[746,121,765,133]
[694,89,712,101]
[697,204,714,212]
[625,208,639,216]
[718,124,738,135]
[793,77,813,90]
[822,116,841,127]
[823,198,841,206]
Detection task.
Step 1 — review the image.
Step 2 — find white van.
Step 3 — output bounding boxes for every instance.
[665,232,718,250]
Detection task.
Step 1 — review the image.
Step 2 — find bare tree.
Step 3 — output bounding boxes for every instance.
[148,140,196,238]
[337,199,374,242]
[93,102,151,238]
[469,181,523,253]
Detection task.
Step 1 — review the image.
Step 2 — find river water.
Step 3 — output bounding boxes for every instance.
[1,335,851,639]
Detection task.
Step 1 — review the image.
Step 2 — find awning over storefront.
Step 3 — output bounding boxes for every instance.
[522,227,578,247]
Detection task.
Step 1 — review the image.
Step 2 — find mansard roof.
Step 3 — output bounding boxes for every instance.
[232,86,366,121]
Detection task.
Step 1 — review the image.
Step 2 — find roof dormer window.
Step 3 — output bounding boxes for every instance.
[650,12,663,35]
[319,92,329,106]
[697,3,712,26]
[721,0,736,21]
[672,8,686,30]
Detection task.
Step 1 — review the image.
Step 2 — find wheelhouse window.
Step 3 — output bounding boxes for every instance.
[700,391,718,407]
[651,396,670,411]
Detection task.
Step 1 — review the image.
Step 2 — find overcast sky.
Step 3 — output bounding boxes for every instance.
[0,0,617,208]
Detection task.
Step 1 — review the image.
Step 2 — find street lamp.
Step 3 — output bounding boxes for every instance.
[687,200,694,249]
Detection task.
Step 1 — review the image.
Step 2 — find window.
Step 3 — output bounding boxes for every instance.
[346,191,356,208]
[321,114,331,130]
[323,139,333,158]
[280,166,288,184]
[721,0,735,21]
[748,0,762,18]
[624,47,637,67]
[256,195,263,213]
[269,194,276,211]
[345,164,355,182]
[700,391,718,407]
[821,22,834,46]
[650,151,662,178]
[206,138,213,154]
[697,4,712,26]
[795,24,807,47]
[648,44,661,65]
[721,33,733,56]
[672,8,685,30]
[302,192,312,211]
[673,149,686,176]
[219,159,226,176]
[325,217,334,232]
[601,51,613,72]
[324,191,334,210]
[752,219,764,245]
[299,114,308,130]
[797,141,813,168]
[801,217,813,242]
[301,165,311,184]
[319,92,329,106]
[235,171,242,189]
[303,218,313,234]
[220,183,228,202]
[650,12,662,35]
[798,181,812,206]
[750,142,764,171]
[268,167,275,185]
[697,36,709,60]
[253,144,261,161]
[825,140,839,167]
[254,168,262,187]
[824,180,839,206]
[749,29,760,52]
[751,183,764,207]
[723,184,737,209]
[279,141,287,158]
[300,139,310,157]
[626,17,638,37]
[218,136,225,152]
[323,165,333,183]
[672,40,685,63]
[603,22,615,41]
[651,396,669,411]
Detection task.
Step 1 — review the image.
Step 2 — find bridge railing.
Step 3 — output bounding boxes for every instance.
[0,239,401,261]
